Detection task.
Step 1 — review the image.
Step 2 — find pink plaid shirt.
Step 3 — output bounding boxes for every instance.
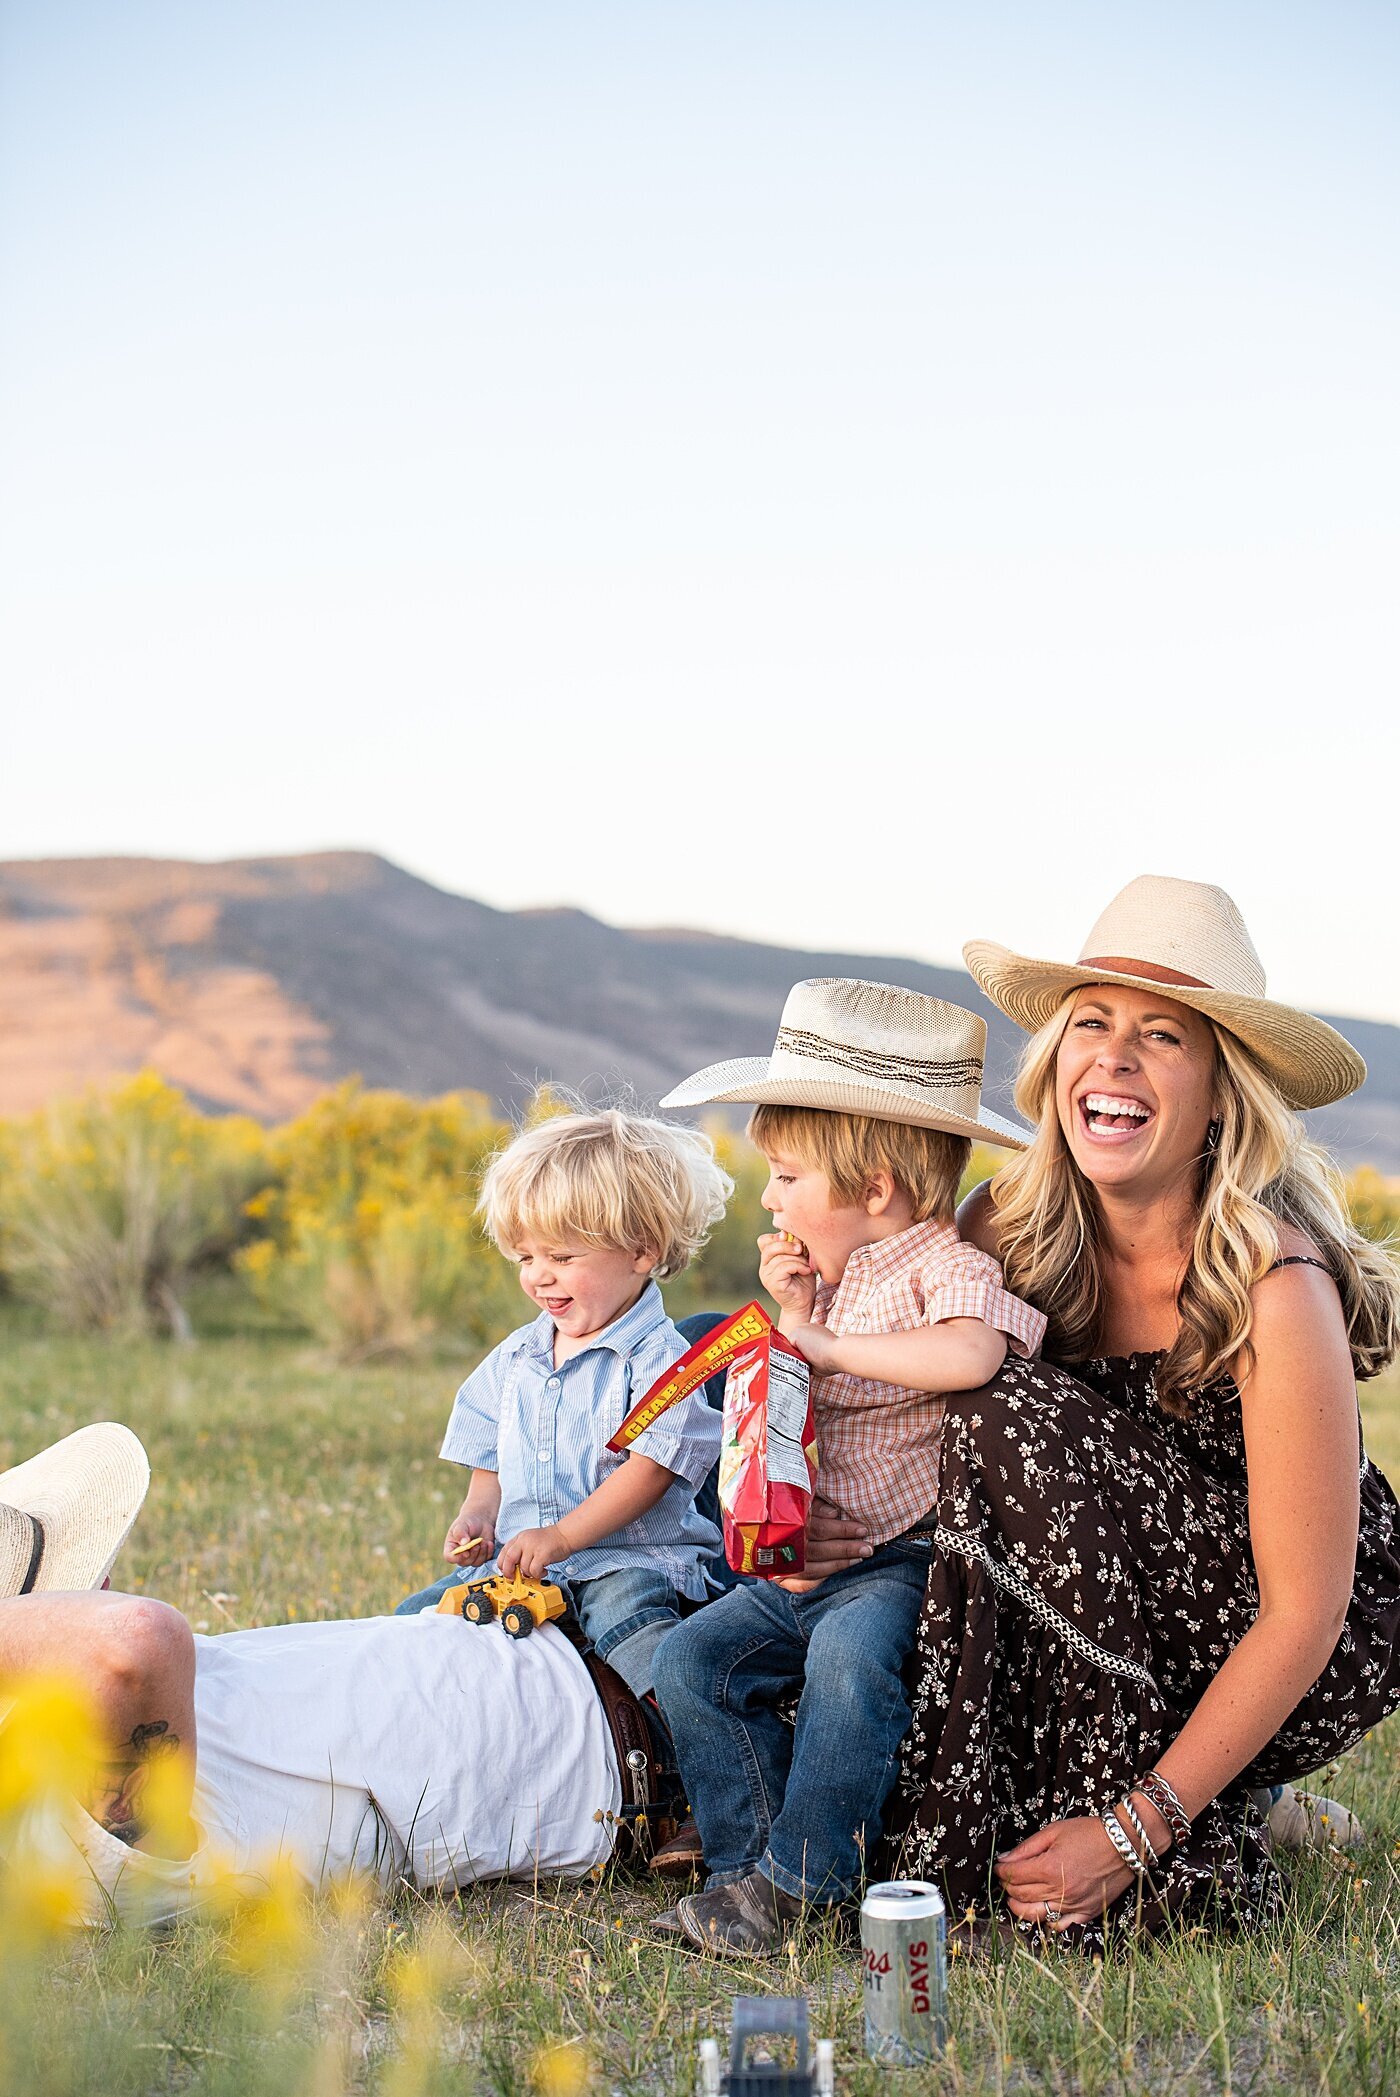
[808,1217,1046,1546]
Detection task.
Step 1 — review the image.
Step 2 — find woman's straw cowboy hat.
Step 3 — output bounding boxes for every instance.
[963,874,1366,1112]
[0,1424,150,1600]
[661,978,1031,1147]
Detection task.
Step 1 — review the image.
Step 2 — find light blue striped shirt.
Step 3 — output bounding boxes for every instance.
[439,1281,722,1598]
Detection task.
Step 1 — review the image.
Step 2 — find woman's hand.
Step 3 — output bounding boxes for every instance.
[757,1232,818,1326]
[994,1816,1135,1929]
[772,1497,873,1592]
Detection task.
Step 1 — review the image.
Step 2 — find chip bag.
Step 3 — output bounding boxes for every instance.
[604,1300,819,1577]
[606,1302,773,1452]
[719,1325,818,1577]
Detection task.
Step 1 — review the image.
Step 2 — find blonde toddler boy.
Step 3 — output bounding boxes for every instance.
[396,1108,732,1700]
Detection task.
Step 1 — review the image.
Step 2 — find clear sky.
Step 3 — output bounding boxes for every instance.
[2,2,1396,1020]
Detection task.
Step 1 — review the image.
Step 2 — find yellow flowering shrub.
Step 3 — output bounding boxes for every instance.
[660,1126,768,1318]
[1346,1167,1400,1251]
[0,1073,267,1337]
[238,1082,520,1359]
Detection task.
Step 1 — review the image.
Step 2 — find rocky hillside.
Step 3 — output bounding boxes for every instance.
[2,852,1396,1168]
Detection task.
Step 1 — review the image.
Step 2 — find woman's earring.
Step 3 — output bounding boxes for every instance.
[1206,1117,1222,1152]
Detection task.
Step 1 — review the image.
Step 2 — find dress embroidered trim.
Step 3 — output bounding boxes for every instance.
[933,1525,1163,1695]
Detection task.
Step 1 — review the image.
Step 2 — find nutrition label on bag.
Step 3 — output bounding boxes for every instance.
[763,1348,814,1490]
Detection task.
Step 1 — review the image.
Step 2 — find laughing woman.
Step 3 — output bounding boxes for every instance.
[883,876,1400,1938]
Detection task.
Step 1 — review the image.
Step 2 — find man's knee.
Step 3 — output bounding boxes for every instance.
[92,1597,193,1710]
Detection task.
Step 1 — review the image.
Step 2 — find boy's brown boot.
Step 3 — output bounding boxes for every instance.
[649,1817,705,1877]
[674,1869,810,1958]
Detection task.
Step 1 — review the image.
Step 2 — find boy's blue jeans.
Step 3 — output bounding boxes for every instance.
[651,1536,930,1903]
[394,1560,683,1698]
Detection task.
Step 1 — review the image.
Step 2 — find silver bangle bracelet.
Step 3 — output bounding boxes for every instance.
[1102,1809,1148,1876]
[1119,1797,1159,1868]
[1139,1769,1192,1850]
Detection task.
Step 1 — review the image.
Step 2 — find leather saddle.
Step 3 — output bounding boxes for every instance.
[571,1640,685,1861]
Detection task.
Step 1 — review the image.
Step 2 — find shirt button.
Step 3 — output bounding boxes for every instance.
[547,1376,560,1389]
[538,1449,549,1462]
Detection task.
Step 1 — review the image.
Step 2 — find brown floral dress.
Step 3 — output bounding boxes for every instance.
[881,1275,1400,1938]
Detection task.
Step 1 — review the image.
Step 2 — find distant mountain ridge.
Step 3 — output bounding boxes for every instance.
[2,851,1397,1170]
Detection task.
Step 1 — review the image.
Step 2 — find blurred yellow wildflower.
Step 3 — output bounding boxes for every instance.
[223,1853,313,1974]
[379,1917,478,2097]
[0,1850,91,1945]
[325,1868,373,1924]
[387,1913,480,2009]
[134,1741,198,1860]
[533,2040,592,2097]
[0,1673,105,1816]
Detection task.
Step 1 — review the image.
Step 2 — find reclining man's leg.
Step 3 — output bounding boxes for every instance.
[0,1590,197,1857]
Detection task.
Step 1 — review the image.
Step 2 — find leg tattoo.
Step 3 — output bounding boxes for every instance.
[92,1718,182,1847]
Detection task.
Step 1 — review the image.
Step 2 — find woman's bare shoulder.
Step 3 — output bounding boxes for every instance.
[955,1179,1001,1255]
[1242,1228,1349,1386]
[1249,1223,1332,1307]
[1266,1221,1328,1267]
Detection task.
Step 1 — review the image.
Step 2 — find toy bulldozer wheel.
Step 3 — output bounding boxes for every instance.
[463,1593,496,1625]
[501,1602,536,1639]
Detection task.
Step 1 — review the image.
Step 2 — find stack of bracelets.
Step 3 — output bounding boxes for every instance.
[1101,1768,1192,1876]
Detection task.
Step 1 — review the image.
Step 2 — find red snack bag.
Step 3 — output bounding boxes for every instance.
[607,1302,773,1452]
[720,1327,819,1577]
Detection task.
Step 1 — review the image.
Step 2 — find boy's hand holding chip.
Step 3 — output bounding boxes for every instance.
[444,1504,495,1567]
[758,1229,818,1329]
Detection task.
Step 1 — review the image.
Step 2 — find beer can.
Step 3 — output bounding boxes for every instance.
[861,1879,947,2064]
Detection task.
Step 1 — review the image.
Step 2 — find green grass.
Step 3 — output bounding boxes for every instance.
[2,1305,1400,2095]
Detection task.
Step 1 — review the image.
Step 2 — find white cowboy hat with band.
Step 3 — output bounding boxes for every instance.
[661,977,1031,1147]
[0,1423,150,1600]
[963,874,1366,1112]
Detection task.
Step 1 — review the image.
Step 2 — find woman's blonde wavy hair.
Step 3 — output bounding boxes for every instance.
[988,1000,1400,1415]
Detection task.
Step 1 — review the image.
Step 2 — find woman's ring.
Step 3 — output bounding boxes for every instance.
[1043,1903,1060,1923]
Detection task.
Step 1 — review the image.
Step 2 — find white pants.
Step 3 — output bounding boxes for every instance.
[2,1613,620,1925]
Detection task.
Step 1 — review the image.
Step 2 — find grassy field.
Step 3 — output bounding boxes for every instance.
[2,1294,1399,2096]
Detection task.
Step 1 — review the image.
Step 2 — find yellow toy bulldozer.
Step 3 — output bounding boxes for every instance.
[436,1568,569,1640]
